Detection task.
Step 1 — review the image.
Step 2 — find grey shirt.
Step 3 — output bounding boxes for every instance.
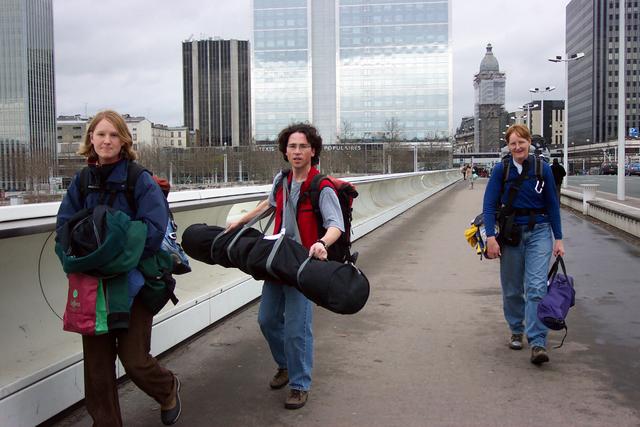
[268,171,345,243]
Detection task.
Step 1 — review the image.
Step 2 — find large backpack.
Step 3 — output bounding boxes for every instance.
[78,162,191,275]
[277,170,359,264]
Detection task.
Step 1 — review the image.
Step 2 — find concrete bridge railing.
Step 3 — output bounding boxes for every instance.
[0,170,459,426]
[561,187,640,238]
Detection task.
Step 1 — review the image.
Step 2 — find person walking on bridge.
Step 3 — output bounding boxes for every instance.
[482,124,565,365]
[56,111,181,426]
[227,123,344,409]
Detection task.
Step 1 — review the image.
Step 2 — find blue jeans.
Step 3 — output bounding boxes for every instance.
[258,281,313,391]
[500,223,552,348]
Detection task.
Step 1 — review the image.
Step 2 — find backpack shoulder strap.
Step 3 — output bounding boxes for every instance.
[78,166,92,203]
[499,157,511,197]
[125,161,149,212]
[309,173,333,217]
[274,169,291,193]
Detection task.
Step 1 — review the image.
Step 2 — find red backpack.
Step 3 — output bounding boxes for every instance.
[308,174,359,263]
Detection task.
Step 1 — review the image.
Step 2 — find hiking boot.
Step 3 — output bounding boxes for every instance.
[269,368,289,390]
[509,333,524,350]
[161,375,181,425]
[530,346,550,365]
[284,389,309,410]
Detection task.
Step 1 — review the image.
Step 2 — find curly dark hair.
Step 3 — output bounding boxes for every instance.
[276,122,322,165]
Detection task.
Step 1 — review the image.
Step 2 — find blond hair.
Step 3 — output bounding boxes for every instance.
[78,110,137,161]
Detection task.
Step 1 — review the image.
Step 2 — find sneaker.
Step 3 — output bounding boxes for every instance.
[161,376,181,425]
[530,346,550,365]
[284,389,309,410]
[269,368,289,390]
[509,333,524,350]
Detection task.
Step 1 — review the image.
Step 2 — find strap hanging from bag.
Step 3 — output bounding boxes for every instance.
[547,255,570,348]
[281,173,302,244]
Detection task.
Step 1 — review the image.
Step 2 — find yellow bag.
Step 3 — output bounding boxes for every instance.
[464,214,499,259]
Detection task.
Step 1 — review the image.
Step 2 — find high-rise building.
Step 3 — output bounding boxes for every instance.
[253,0,452,143]
[525,100,565,148]
[0,0,56,191]
[183,38,251,147]
[566,0,639,146]
[473,44,506,153]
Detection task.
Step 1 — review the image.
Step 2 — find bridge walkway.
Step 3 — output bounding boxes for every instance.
[51,180,640,427]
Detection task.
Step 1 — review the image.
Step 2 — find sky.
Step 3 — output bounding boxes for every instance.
[53,0,570,131]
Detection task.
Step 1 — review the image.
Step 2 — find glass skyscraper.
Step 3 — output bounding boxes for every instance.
[0,0,56,190]
[253,0,451,143]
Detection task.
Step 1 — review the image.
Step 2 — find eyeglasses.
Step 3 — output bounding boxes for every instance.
[286,144,311,151]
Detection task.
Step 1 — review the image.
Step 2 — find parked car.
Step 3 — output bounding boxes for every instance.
[600,163,617,175]
[627,162,640,176]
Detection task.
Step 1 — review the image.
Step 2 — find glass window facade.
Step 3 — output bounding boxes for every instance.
[252,0,451,142]
[253,0,310,142]
[339,0,450,140]
[0,0,56,190]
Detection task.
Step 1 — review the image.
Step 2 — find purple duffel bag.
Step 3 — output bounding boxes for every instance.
[537,256,575,347]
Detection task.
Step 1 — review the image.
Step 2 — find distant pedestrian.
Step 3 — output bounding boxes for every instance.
[550,158,566,202]
[466,164,477,189]
[461,164,467,180]
[482,124,565,365]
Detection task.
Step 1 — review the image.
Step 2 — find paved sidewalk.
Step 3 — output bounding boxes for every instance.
[51,180,640,427]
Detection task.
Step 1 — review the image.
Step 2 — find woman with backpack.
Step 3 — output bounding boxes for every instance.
[482,124,565,366]
[55,110,181,426]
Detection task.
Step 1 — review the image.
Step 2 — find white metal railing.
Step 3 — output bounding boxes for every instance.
[0,170,459,426]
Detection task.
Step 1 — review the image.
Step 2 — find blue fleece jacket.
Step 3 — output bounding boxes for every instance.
[483,156,562,240]
[56,158,168,259]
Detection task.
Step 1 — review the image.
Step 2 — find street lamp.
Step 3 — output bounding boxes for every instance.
[520,103,538,131]
[529,86,556,142]
[548,52,585,188]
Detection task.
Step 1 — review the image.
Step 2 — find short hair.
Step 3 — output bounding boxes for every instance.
[78,110,137,162]
[276,122,322,165]
[505,124,531,144]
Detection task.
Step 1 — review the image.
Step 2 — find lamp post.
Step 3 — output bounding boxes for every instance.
[521,103,538,132]
[529,86,556,142]
[549,52,585,188]
[616,0,626,200]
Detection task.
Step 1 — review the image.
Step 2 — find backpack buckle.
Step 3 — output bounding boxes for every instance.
[535,179,544,194]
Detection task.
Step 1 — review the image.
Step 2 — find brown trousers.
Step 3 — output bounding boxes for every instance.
[82,298,174,427]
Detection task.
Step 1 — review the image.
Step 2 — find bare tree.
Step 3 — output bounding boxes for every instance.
[338,119,355,143]
[384,116,404,143]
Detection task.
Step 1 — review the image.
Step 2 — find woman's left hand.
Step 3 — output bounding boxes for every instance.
[553,239,565,257]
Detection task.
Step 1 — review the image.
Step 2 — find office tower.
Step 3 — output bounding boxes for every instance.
[253,0,452,143]
[566,0,639,145]
[473,44,506,153]
[183,38,251,147]
[0,0,56,191]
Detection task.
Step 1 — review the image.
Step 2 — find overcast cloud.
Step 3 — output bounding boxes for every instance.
[53,0,569,130]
